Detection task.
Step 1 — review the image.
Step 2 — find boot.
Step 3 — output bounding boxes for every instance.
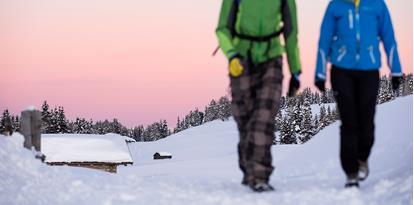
[345,173,359,188]
[358,160,369,181]
[249,182,274,192]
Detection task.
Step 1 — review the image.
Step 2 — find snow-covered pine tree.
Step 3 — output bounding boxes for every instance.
[299,95,313,143]
[174,117,182,133]
[12,115,20,132]
[159,120,169,139]
[72,118,94,134]
[131,125,144,141]
[319,105,327,128]
[292,101,302,135]
[327,106,332,123]
[218,96,232,121]
[275,109,282,132]
[402,74,413,96]
[313,113,320,133]
[0,109,12,134]
[279,103,300,145]
[57,107,69,133]
[279,114,297,144]
[378,76,394,104]
[203,99,219,123]
[41,101,52,133]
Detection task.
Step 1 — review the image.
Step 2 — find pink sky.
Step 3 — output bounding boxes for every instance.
[0,0,412,128]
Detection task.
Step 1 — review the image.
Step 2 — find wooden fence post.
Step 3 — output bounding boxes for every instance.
[20,108,43,160]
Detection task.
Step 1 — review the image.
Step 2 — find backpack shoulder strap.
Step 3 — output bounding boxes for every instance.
[228,0,241,37]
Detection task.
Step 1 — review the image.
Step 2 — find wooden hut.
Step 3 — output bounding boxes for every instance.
[42,133,133,173]
[154,152,172,160]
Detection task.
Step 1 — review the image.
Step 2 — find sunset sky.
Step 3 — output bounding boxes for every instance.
[0,0,412,128]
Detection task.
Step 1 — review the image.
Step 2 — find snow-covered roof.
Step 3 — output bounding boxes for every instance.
[155,152,172,156]
[124,136,136,143]
[42,133,133,164]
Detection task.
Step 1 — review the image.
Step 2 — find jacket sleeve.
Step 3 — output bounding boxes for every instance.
[216,0,238,60]
[315,2,335,82]
[379,1,402,76]
[282,0,301,75]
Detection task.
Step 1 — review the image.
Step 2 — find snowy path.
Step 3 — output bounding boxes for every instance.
[0,96,412,205]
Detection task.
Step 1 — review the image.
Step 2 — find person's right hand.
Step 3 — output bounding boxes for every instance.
[315,80,326,92]
[392,76,403,91]
[229,57,244,77]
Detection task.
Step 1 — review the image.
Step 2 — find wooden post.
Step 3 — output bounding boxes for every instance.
[20,108,42,152]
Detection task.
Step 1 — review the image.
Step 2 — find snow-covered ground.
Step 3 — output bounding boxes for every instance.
[0,96,412,205]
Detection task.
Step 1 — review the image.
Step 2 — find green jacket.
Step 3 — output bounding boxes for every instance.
[216,0,301,74]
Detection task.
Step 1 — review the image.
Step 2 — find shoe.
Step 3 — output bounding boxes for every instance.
[241,177,248,186]
[345,173,359,188]
[250,182,274,192]
[358,160,369,181]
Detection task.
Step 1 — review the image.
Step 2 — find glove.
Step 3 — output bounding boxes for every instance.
[315,80,326,92]
[288,73,300,97]
[229,56,244,78]
[392,76,403,91]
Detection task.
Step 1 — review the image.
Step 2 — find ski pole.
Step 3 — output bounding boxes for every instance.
[212,46,220,57]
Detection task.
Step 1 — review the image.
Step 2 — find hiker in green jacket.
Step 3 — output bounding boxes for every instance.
[216,0,302,192]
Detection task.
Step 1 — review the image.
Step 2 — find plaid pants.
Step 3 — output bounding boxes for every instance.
[230,57,283,185]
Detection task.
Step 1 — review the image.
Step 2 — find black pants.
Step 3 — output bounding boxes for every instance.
[331,66,379,175]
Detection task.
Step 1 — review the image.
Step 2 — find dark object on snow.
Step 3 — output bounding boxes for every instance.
[153,152,172,160]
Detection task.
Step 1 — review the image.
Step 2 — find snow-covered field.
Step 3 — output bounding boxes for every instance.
[0,96,412,205]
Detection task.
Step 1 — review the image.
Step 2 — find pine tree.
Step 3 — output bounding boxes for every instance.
[299,95,313,143]
[319,105,327,128]
[218,96,232,121]
[13,115,20,132]
[279,105,299,144]
[0,109,13,135]
[41,101,52,133]
[204,99,219,123]
[57,107,69,133]
[131,125,144,141]
[174,117,182,133]
[327,106,332,123]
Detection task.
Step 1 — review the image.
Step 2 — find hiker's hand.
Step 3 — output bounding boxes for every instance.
[229,57,244,78]
[315,80,326,92]
[288,73,300,97]
[392,76,403,91]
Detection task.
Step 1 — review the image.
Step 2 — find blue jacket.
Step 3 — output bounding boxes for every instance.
[315,0,402,82]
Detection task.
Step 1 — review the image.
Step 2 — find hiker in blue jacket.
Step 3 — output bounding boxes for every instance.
[314,0,403,188]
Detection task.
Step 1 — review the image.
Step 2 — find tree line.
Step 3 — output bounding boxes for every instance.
[1,74,412,143]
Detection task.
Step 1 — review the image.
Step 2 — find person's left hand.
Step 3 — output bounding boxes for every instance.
[288,73,300,97]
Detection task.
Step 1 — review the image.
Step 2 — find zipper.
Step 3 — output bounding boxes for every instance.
[368,46,376,64]
[348,10,354,29]
[355,2,361,61]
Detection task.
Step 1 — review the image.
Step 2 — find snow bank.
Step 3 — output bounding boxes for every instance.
[42,133,133,163]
